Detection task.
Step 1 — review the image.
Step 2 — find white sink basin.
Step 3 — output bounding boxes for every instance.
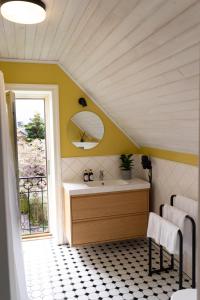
[86,179,128,187]
[63,178,150,196]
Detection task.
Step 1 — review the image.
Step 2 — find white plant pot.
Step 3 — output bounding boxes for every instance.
[121,169,132,180]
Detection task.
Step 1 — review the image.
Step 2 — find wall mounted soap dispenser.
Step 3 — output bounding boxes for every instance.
[88,169,94,181]
[83,170,89,182]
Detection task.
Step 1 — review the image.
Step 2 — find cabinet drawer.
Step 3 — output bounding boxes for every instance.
[72,213,148,245]
[72,190,149,220]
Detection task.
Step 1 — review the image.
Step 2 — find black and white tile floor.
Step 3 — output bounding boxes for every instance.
[23,238,191,300]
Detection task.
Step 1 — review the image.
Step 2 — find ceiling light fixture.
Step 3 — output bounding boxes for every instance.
[0,0,46,24]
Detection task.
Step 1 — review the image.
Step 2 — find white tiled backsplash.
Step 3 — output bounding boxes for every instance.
[61,155,198,207]
[61,155,143,182]
[62,155,119,182]
[140,156,198,213]
[61,154,198,207]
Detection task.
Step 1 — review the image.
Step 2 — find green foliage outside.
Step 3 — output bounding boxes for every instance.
[20,192,48,227]
[29,194,48,226]
[20,192,29,214]
[25,113,45,142]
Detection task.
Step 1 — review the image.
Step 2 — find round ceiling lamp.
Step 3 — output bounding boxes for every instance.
[0,0,46,24]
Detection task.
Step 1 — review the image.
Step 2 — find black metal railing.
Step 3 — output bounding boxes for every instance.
[19,176,49,235]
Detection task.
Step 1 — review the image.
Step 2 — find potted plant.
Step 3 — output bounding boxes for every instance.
[120,154,134,180]
[80,131,86,142]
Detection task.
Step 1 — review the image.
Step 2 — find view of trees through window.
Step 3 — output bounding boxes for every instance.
[16,99,49,235]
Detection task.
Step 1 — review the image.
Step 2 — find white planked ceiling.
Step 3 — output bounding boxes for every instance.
[0,0,199,154]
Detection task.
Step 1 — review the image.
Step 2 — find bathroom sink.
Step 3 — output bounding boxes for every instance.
[63,178,150,196]
[86,179,129,187]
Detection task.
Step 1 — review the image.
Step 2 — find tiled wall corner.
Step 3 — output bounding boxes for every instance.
[132,154,146,178]
[150,157,198,213]
[133,155,198,213]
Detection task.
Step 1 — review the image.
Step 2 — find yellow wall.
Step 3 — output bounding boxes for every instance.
[140,147,198,166]
[0,61,138,158]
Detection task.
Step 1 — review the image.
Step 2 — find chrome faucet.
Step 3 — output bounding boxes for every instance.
[99,170,104,181]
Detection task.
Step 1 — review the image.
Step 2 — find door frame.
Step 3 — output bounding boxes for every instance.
[6,84,62,243]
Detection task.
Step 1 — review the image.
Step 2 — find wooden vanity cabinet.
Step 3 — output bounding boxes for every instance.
[64,189,149,246]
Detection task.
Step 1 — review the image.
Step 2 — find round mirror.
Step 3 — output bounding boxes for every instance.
[68,111,104,150]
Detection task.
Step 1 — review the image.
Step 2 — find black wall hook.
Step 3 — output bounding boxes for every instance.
[78,98,87,107]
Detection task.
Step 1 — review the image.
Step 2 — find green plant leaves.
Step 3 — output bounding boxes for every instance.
[119,154,134,170]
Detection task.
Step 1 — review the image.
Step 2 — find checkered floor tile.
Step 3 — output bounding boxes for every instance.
[23,238,191,300]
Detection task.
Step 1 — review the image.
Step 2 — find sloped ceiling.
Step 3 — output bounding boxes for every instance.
[0,0,199,154]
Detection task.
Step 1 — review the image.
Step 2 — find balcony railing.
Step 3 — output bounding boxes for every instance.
[19,176,49,235]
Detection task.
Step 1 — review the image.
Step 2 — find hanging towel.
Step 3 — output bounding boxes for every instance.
[147,212,161,244]
[147,212,180,254]
[160,218,180,255]
[174,195,198,222]
[174,195,198,275]
[163,204,187,233]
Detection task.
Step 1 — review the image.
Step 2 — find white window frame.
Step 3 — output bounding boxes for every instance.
[6,84,63,243]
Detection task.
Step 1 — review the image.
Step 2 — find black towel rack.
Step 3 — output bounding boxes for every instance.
[170,195,196,288]
[148,206,183,290]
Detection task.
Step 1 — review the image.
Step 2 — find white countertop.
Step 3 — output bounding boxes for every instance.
[63,178,150,196]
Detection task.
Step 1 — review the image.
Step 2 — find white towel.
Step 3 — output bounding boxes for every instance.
[147,212,161,244]
[163,204,187,233]
[147,212,180,254]
[160,217,180,255]
[147,212,162,244]
[174,195,198,276]
[174,195,198,222]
